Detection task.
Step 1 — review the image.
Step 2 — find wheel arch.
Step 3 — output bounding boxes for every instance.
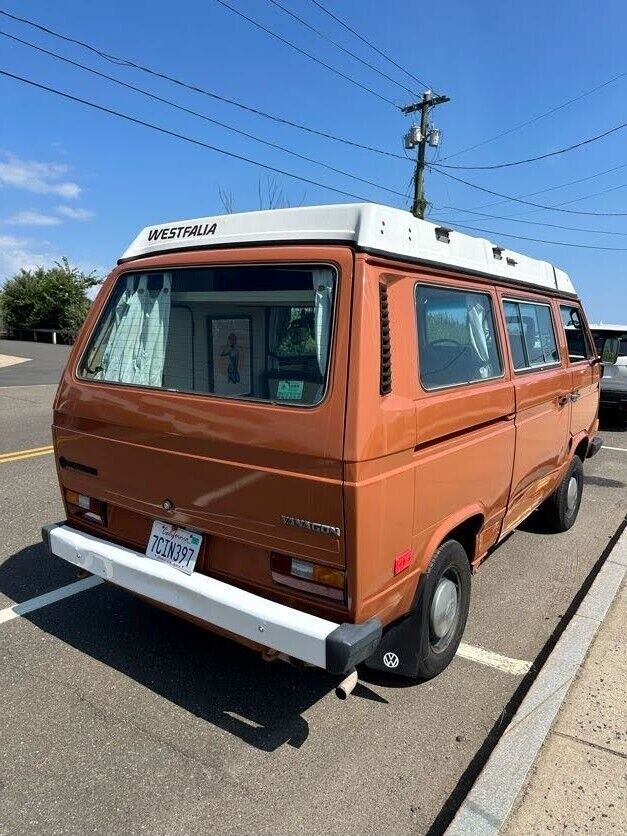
[421,505,485,573]
[572,433,590,463]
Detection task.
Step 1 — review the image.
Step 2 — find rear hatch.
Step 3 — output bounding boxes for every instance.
[53,247,353,614]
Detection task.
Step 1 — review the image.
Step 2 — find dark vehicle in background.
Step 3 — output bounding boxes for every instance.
[590,324,627,422]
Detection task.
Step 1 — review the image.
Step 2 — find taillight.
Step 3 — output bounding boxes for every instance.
[65,490,107,525]
[271,553,345,601]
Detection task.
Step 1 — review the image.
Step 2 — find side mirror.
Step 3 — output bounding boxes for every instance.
[601,337,620,365]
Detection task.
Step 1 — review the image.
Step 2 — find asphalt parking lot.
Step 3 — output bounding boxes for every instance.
[1,339,626,835]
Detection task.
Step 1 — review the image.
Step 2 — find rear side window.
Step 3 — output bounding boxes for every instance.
[79,264,336,406]
[503,300,560,371]
[560,304,593,362]
[416,285,503,389]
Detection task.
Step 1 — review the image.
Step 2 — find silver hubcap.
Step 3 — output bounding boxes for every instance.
[567,475,579,512]
[430,577,458,639]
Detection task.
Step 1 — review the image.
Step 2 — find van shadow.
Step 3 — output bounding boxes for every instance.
[517,509,549,535]
[0,543,385,752]
[517,469,626,535]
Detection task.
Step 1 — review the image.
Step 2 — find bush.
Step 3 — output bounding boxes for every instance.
[0,258,101,336]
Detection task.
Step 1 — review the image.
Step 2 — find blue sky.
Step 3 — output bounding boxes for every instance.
[0,0,626,321]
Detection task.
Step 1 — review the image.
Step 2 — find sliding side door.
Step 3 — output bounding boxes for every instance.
[500,293,572,535]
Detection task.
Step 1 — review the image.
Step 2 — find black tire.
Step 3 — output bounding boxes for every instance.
[416,539,471,680]
[541,455,584,533]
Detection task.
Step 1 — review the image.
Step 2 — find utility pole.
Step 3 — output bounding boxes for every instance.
[402,91,450,219]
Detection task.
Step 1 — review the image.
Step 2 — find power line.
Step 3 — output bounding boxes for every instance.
[308,0,432,92]
[492,179,627,221]
[0,8,408,160]
[459,160,627,212]
[430,217,627,252]
[431,167,627,216]
[436,117,627,170]
[459,173,627,222]
[5,68,623,253]
[440,69,627,162]
[0,68,377,202]
[265,0,414,96]
[0,30,405,199]
[213,0,399,107]
[437,206,627,237]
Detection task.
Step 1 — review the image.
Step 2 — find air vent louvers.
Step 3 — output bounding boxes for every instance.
[379,283,392,395]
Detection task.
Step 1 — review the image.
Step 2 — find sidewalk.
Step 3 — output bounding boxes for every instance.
[446,525,627,836]
[503,582,627,836]
[504,573,627,834]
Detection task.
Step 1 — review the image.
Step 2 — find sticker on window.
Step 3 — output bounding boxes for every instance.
[277,380,304,400]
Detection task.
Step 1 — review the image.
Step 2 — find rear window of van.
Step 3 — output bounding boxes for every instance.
[79,264,336,406]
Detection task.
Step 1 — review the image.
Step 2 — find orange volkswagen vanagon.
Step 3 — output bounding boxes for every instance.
[43,203,602,694]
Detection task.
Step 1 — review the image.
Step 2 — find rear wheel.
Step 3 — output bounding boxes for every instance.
[416,539,471,679]
[541,455,584,532]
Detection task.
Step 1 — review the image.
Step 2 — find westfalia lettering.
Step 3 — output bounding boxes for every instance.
[147,223,217,242]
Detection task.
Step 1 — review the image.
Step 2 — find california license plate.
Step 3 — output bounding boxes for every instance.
[146,520,202,575]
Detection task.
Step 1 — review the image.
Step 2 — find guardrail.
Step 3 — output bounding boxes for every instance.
[2,328,77,345]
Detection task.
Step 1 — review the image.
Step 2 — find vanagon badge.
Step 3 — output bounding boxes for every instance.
[281,516,341,538]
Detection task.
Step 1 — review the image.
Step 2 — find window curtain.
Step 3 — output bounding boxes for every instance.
[141,273,172,386]
[468,297,490,363]
[95,274,137,382]
[98,273,172,386]
[313,269,334,376]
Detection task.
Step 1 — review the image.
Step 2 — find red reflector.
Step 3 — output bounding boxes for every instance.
[393,550,412,575]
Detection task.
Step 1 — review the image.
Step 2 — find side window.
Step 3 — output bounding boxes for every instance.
[416,285,503,389]
[503,300,560,371]
[560,304,593,362]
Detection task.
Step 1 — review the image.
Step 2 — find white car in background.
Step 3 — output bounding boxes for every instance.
[590,324,627,422]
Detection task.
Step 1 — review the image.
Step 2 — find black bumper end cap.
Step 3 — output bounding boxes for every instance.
[587,436,603,458]
[325,618,382,675]
[41,521,65,553]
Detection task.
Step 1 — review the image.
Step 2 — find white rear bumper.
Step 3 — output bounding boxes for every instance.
[43,523,381,673]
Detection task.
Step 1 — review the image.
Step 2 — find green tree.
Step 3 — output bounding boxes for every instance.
[0,258,101,336]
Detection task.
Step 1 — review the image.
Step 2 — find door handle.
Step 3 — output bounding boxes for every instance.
[571,392,581,402]
[557,395,570,407]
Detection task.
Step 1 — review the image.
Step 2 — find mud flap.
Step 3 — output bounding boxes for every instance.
[363,577,427,678]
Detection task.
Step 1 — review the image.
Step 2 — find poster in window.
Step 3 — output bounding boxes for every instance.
[209,316,252,397]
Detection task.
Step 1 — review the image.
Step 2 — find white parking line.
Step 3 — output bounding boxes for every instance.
[602,445,627,453]
[0,576,103,625]
[456,642,532,676]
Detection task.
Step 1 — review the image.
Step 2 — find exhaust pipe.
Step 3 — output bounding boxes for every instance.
[335,669,358,700]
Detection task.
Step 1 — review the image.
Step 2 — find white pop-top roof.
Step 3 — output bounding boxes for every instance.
[121,203,576,295]
[589,323,627,331]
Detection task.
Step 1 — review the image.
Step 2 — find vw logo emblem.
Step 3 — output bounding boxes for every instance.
[383,652,399,669]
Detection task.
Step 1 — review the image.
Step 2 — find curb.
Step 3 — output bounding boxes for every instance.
[445,524,627,836]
